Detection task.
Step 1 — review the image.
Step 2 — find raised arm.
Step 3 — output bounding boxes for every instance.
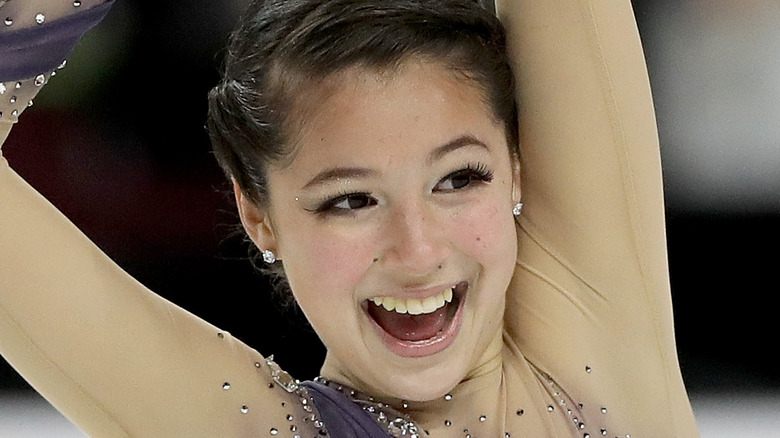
[495,0,699,436]
[1,3,319,436]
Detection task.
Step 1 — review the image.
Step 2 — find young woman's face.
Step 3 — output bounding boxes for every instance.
[241,60,520,401]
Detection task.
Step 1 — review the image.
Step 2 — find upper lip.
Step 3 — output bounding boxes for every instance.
[366,283,454,299]
[363,281,467,302]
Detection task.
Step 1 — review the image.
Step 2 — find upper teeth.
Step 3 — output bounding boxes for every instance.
[370,287,454,315]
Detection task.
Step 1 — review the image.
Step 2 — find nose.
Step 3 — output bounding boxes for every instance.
[378,200,450,276]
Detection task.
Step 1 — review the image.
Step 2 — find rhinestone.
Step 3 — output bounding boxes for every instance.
[34,74,46,86]
[444,420,451,427]
[217,332,224,338]
[58,60,68,70]
[585,366,592,374]
[506,434,511,438]
[584,435,590,438]
[579,422,585,429]
[547,405,554,412]
[516,409,524,416]
[479,415,487,422]
[240,405,249,414]
[286,414,293,421]
[9,96,16,104]
[255,361,262,368]
[444,393,453,401]
[269,428,278,435]
[35,13,45,24]
[11,109,17,116]
[222,382,231,390]
[14,82,21,89]
[73,1,82,6]
[4,17,11,26]
[600,429,608,436]
[0,83,5,94]
[600,407,607,414]
[290,425,297,432]
[28,100,34,107]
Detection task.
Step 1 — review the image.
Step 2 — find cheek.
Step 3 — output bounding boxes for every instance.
[452,201,515,262]
[284,228,378,298]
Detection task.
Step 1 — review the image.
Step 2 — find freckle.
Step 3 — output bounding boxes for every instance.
[476,237,481,242]
[373,258,379,263]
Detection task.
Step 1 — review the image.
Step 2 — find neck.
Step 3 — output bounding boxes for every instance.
[319,334,507,435]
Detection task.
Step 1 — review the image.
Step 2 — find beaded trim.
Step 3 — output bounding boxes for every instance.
[314,376,422,438]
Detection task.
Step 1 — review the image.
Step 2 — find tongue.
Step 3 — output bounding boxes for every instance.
[368,303,449,342]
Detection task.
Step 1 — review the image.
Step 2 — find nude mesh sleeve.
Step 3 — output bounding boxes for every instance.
[495,0,699,436]
[0,3,319,436]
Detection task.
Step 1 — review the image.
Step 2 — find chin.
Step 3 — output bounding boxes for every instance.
[369,358,469,402]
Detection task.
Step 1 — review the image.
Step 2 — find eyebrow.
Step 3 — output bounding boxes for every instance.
[427,134,489,164]
[302,135,490,189]
[302,167,377,189]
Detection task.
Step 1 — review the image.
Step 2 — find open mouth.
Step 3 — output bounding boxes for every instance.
[364,281,468,357]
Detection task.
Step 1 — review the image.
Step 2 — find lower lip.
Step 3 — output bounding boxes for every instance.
[365,288,466,359]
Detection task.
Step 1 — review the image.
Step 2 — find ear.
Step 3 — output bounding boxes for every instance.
[233,180,278,255]
[510,154,522,204]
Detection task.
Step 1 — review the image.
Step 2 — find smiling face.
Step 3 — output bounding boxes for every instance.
[236,59,520,402]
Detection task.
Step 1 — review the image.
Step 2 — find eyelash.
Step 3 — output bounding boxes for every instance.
[436,163,494,192]
[309,191,376,216]
[309,163,494,216]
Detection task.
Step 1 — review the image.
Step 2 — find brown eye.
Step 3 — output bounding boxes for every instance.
[447,170,476,190]
[314,192,378,215]
[435,164,494,192]
[334,194,376,210]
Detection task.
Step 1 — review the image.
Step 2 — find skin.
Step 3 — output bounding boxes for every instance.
[235,59,521,403]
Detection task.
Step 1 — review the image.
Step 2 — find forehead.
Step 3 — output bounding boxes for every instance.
[278,59,502,169]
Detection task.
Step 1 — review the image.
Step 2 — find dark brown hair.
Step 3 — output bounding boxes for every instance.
[206,0,517,283]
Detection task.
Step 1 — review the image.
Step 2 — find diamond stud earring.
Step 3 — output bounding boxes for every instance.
[262,250,277,264]
[512,202,524,216]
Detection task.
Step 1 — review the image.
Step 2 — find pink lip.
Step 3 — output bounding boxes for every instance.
[364,282,467,358]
